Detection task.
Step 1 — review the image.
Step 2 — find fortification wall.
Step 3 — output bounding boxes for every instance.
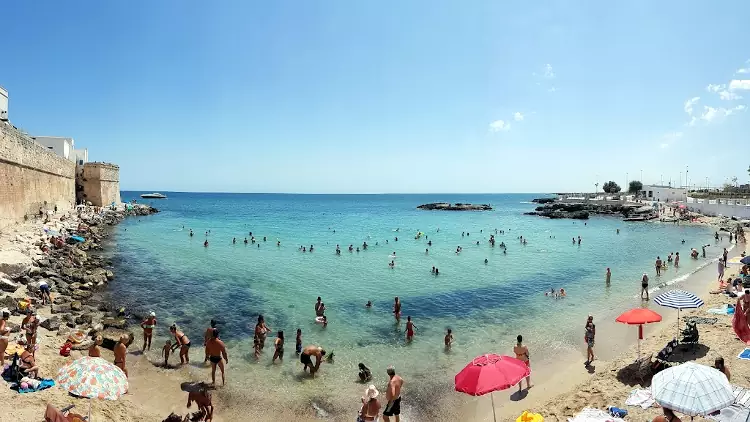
[80,162,120,206]
[0,123,75,229]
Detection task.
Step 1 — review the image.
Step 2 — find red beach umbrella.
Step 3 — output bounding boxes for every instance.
[455,354,531,422]
[616,308,662,359]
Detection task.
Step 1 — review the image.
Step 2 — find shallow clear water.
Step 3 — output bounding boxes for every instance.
[107,193,719,419]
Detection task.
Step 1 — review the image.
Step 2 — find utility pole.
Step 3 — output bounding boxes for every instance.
[640,169,643,182]
[685,166,689,190]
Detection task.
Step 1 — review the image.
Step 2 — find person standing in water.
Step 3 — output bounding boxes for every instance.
[655,256,663,276]
[140,311,157,352]
[205,328,228,386]
[675,252,680,268]
[513,335,531,391]
[383,366,404,422]
[393,297,401,322]
[605,268,612,286]
[170,324,191,364]
[272,331,284,363]
[641,273,650,300]
[444,329,453,350]
[405,316,416,342]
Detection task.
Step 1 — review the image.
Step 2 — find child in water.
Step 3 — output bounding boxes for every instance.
[162,340,172,367]
[445,329,454,350]
[295,329,302,355]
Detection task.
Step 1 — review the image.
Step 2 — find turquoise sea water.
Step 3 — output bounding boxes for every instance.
[107,193,720,420]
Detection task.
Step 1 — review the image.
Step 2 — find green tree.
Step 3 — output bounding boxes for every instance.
[628,180,643,194]
[602,181,621,193]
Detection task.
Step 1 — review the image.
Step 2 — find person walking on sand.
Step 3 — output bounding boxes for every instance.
[606,268,611,286]
[641,273,650,300]
[140,311,157,352]
[718,259,726,282]
[359,385,382,422]
[170,324,191,364]
[383,366,404,422]
[205,328,228,386]
[513,335,532,391]
[655,256,663,276]
[724,248,729,265]
[114,335,129,378]
[405,316,416,342]
[584,315,595,366]
[203,319,217,362]
[393,297,401,322]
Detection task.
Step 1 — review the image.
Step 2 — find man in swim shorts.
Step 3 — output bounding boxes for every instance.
[203,319,217,362]
[383,366,403,422]
[393,297,401,322]
[205,328,228,385]
[655,256,662,276]
[300,345,326,377]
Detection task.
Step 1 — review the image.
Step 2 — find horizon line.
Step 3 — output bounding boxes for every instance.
[121,190,554,195]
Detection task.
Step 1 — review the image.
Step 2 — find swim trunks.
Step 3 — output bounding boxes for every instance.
[300,353,313,367]
[39,284,50,294]
[182,342,191,348]
[209,355,222,364]
[383,397,401,416]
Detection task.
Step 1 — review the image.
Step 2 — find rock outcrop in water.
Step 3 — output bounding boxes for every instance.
[525,202,645,220]
[417,202,492,211]
[531,197,556,204]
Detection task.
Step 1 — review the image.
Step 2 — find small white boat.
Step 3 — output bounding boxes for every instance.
[140,193,167,199]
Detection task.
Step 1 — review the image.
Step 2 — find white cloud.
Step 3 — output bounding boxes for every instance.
[719,90,742,100]
[696,104,746,124]
[706,84,725,93]
[543,64,555,79]
[658,131,683,149]
[513,112,524,122]
[738,68,750,74]
[489,120,510,132]
[548,87,557,93]
[684,97,700,115]
[701,106,719,122]
[688,116,698,127]
[729,80,750,90]
[659,143,669,149]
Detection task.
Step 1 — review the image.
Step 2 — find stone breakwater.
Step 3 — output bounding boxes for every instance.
[0,204,158,351]
[524,201,643,220]
[417,202,493,211]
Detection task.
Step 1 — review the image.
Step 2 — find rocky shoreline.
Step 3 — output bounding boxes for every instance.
[0,204,158,352]
[417,202,492,211]
[525,200,644,220]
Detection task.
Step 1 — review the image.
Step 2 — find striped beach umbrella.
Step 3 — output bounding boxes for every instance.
[654,290,704,336]
[651,362,733,416]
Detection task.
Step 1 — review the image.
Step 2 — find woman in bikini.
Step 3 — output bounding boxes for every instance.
[170,324,191,364]
[21,309,39,352]
[0,309,10,364]
[140,312,157,352]
[584,315,596,366]
[254,315,271,352]
[272,331,284,363]
[513,335,532,391]
[89,335,103,357]
[20,346,40,378]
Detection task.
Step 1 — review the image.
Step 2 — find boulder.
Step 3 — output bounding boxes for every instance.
[99,328,134,350]
[0,276,20,293]
[102,317,128,330]
[42,270,59,278]
[105,270,114,281]
[27,266,42,277]
[0,295,17,310]
[40,316,61,331]
[75,314,93,325]
[71,289,92,300]
[0,250,32,277]
[7,322,20,333]
[72,339,94,351]
[70,301,82,311]
[36,259,51,268]
[51,303,71,314]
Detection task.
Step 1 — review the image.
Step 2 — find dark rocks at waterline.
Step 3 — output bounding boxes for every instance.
[525,202,644,220]
[99,328,135,351]
[417,202,493,211]
[525,210,590,220]
[531,197,556,204]
[40,316,62,331]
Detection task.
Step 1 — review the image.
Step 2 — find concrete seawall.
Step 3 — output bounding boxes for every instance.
[0,123,75,229]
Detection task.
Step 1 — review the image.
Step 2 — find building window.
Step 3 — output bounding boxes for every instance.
[648,191,653,197]
[78,160,83,165]
[47,146,53,149]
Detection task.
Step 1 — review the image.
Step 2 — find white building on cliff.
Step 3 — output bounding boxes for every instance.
[33,136,88,165]
[639,184,687,203]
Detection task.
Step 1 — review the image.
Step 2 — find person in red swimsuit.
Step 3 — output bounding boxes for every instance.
[405,316,416,342]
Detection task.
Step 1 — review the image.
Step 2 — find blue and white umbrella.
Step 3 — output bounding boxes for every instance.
[654,290,704,336]
[651,362,733,416]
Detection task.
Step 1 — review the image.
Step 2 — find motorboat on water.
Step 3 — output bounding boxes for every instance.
[140,193,167,199]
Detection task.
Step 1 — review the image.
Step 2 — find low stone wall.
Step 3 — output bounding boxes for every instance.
[0,123,75,229]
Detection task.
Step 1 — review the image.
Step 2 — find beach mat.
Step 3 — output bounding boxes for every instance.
[738,349,750,361]
[567,408,625,422]
[13,378,55,393]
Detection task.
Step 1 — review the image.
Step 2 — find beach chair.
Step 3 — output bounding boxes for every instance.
[635,354,653,382]
[680,321,699,351]
[44,403,87,422]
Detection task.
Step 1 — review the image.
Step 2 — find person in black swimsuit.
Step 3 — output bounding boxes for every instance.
[272,331,284,363]
[204,328,228,386]
[170,324,191,364]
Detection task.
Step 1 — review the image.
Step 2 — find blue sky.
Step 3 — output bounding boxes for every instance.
[2,1,749,193]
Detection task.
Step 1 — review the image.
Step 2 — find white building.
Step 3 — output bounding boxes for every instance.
[639,185,687,203]
[32,136,88,165]
[0,86,8,121]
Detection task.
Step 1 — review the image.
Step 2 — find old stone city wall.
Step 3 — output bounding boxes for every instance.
[80,162,120,207]
[0,123,75,230]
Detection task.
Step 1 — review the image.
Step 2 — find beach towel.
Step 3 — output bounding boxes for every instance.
[738,349,750,361]
[567,408,625,422]
[708,307,733,315]
[13,378,55,393]
[685,316,719,324]
[706,404,750,422]
[625,388,655,409]
[732,384,750,408]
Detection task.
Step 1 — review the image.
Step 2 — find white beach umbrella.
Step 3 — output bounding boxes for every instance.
[654,290,704,336]
[651,362,733,416]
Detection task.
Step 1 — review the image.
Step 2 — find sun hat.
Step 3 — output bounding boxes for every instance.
[149,311,156,317]
[364,385,379,400]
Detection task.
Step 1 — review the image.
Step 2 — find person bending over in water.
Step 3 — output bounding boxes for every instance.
[170,324,191,364]
[205,328,228,385]
[300,345,326,377]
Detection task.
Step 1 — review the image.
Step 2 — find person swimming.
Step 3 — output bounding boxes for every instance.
[204,240,209,247]
[389,260,395,268]
[189,230,194,237]
[232,238,236,244]
[484,258,488,264]
[310,245,314,252]
[559,288,566,297]
[244,238,248,244]
[365,301,372,308]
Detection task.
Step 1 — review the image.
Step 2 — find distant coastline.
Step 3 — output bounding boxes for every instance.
[417,202,492,211]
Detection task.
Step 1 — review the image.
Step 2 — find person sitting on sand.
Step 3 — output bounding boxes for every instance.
[163,340,172,367]
[187,385,214,422]
[652,407,682,422]
[19,345,40,378]
[141,311,157,352]
[358,363,373,382]
[88,335,103,358]
[114,335,129,377]
[170,324,191,364]
[714,356,730,381]
[205,328,228,385]
[300,345,326,377]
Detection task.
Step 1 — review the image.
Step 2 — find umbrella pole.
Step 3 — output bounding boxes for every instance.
[490,392,497,422]
[88,399,92,421]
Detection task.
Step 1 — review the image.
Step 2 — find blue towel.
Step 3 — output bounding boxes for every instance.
[16,378,55,393]
[738,349,750,360]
